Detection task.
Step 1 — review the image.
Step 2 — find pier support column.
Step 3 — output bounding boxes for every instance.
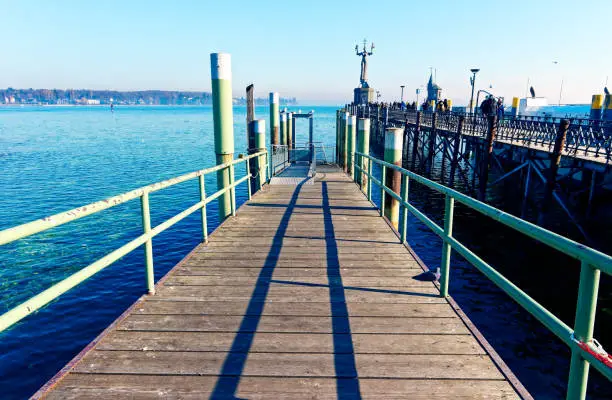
[411,111,421,169]
[248,119,266,192]
[384,128,403,230]
[538,119,569,224]
[270,92,279,148]
[357,118,370,190]
[347,115,356,180]
[479,115,497,201]
[590,94,603,120]
[211,53,235,220]
[448,116,464,186]
[427,112,438,174]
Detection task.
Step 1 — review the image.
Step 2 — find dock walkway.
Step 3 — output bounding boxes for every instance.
[40,165,521,399]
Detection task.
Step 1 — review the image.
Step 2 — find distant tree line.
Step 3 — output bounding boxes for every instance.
[0,88,298,106]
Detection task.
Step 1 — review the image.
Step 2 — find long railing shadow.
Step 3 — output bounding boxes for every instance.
[321,181,362,399]
[210,182,305,399]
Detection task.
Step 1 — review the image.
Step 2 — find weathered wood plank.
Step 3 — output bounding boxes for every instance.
[46,375,518,400]
[174,266,424,277]
[118,315,467,334]
[97,331,482,354]
[163,276,436,287]
[133,300,457,317]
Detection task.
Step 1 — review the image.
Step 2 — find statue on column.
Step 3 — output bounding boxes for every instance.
[355,39,374,88]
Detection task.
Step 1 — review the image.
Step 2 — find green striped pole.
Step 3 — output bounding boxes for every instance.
[210,53,234,220]
[336,110,340,164]
[270,92,279,148]
[357,118,370,189]
[347,115,356,180]
[384,127,403,230]
[280,111,287,146]
[287,112,293,163]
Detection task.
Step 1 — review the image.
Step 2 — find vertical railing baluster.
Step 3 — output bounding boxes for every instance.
[199,174,208,243]
[367,157,372,202]
[231,164,237,216]
[400,174,409,243]
[380,165,386,217]
[439,194,454,297]
[140,192,155,295]
[566,260,600,400]
[245,157,252,200]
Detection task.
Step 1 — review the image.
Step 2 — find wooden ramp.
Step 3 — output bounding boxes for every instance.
[40,165,523,399]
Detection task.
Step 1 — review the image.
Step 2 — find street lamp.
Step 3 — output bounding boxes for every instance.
[469,68,480,114]
[400,85,405,103]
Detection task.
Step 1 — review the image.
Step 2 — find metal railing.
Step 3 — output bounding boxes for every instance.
[0,150,268,333]
[363,107,612,163]
[271,145,289,176]
[352,150,611,400]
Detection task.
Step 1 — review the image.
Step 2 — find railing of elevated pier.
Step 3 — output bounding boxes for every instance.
[358,106,612,163]
[351,149,611,399]
[0,150,268,333]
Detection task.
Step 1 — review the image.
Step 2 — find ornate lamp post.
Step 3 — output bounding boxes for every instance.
[469,68,480,114]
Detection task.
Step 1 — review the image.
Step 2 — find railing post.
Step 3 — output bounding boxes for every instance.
[384,127,403,230]
[566,260,600,400]
[439,195,454,297]
[358,118,370,191]
[347,115,356,180]
[343,111,349,173]
[367,157,373,202]
[380,165,386,217]
[140,192,155,295]
[210,53,235,220]
[270,92,279,148]
[198,174,208,243]
[400,174,409,243]
[245,156,252,201]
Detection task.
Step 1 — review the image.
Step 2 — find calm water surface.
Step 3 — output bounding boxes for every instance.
[0,105,609,399]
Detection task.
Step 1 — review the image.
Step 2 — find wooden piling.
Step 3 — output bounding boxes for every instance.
[539,119,569,222]
[248,119,266,192]
[270,93,279,148]
[357,118,370,190]
[347,115,356,180]
[479,115,497,201]
[384,128,403,229]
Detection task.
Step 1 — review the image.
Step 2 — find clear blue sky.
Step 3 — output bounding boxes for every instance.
[2,0,610,105]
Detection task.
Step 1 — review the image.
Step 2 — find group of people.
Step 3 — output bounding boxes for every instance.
[479,96,505,119]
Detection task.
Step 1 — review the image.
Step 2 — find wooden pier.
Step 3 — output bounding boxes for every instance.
[38,165,523,399]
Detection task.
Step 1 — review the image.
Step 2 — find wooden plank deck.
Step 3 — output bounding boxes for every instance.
[39,165,524,399]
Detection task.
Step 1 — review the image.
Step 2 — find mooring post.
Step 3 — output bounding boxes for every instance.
[210,53,235,220]
[270,92,279,149]
[246,84,255,136]
[511,97,519,117]
[566,260,600,400]
[280,111,287,146]
[287,112,293,154]
[384,127,403,229]
[604,94,612,121]
[347,115,356,180]
[539,119,569,224]
[357,118,370,190]
[448,116,464,186]
[248,119,266,193]
[336,110,341,164]
[479,115,497,201]
[589,94,603,120]
[411,111,421,169]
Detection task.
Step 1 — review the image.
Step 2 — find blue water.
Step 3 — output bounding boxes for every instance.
[0,105,609,399]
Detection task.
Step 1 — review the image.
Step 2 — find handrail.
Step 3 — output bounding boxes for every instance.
[352,150,611,397]
[0,150,268,333]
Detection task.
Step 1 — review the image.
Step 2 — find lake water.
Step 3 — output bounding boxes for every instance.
[0,105,609,399]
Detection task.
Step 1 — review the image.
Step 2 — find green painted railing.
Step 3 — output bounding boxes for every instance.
[0,150,268,333]
[353,150,611,400]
